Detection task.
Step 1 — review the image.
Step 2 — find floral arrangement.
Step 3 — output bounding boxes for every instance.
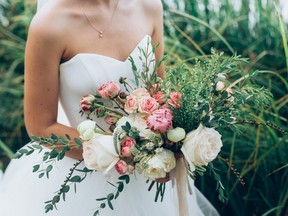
[15,44,278,215]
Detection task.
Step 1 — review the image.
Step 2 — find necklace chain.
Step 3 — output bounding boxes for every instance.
[80,0,120,38]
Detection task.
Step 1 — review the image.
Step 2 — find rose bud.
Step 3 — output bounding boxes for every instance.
[167,127,186,143]
[119,77,126,84]
[153,91,167,105]
[121,147,132,157]
[167,92,182,109]
[104,116,118,125]
[115,160,128,174]
[119,91,127,99]
[80,94,95,113]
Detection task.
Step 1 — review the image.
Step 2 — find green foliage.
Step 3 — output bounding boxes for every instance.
[94,175,130,215]
[162,1,288,215]
[0,0,35,169]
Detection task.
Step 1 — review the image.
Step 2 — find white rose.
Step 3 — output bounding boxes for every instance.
[143,156,166,180]
[167,127,186,142]
[82,134,119,176]
[181,124,222,170]
[77,120,96,141]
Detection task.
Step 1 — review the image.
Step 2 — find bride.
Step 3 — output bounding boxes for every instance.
[0,0,219,215]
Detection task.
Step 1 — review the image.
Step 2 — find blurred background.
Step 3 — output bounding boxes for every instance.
[0,0,287,215]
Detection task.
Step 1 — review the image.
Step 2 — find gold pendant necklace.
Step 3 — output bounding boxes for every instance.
[80,0,120,38]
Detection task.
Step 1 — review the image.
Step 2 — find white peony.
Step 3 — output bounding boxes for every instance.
[77,120,96,141]
[181,124,222,170]
[82,134,119,176]
[143,149,176,180]
[143,156,166,180]
[157,149,176,172]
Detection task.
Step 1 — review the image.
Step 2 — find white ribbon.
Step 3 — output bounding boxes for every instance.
[174,157,190,216]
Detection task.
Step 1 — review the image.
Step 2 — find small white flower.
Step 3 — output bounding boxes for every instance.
[216,81,225,91]
[167,127,186,142]
[77,120,96,141]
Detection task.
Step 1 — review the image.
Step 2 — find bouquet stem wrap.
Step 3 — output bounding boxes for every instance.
[175,157,190,216]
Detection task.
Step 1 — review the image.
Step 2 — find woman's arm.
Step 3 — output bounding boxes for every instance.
[148,0,165,78]
[24,12,82,160]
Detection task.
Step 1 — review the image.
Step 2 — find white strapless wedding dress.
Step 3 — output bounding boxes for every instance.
[0,35,219,216]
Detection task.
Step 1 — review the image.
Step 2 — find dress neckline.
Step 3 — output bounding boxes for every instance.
[60,34,151,66]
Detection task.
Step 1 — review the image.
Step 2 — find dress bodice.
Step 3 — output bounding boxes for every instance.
[58,35,152,130]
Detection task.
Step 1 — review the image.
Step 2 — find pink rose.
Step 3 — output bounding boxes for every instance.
[153,91,166,105]
[121,147,132,157]
[168,92,182,109]
[80,94,95,113]
[121,137,135,157]
[131,88,150,98]
[98,81,120,99]
[124,95,139,113]
[146,108,173,133]
[122,137,136,148]
[138,96,159,114]
[115,160,128,174]
[104,116,118,125]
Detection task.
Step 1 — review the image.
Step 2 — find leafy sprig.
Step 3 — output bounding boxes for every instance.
[93,175,130,216]
[44,159,93,213]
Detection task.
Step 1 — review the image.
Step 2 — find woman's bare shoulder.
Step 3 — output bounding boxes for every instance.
[139,0,163,19]
[29,0,77,42]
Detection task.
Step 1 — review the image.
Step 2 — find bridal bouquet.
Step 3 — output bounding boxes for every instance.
[15,44,275,215]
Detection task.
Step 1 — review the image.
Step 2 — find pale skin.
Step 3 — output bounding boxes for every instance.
[24,0,167,182]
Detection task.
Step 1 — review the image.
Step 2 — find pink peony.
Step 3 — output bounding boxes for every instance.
[146,108,173,133]
[167,92,182,109]
[124,95,139,113]
[138,96,159,114]
[98,81,120,99]
[115,160,128,174]
[80,94,95,113]
[153,91,166,105]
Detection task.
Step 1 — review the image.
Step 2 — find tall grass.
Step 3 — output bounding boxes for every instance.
[163,0,287,215]
[0,0,35,168]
